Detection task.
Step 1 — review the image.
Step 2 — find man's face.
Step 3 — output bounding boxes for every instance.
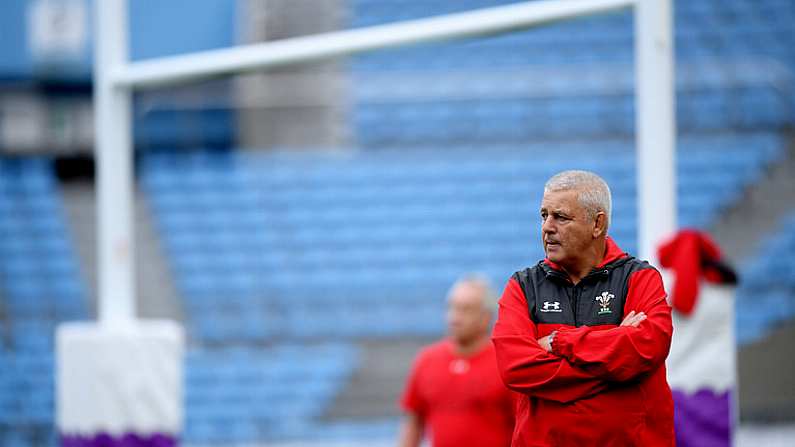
[540,189,597,266]
[446,282,489,345]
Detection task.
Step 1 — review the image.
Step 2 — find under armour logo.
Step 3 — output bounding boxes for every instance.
[540,301,562,313]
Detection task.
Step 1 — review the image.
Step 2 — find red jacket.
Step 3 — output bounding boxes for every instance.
[492,237,675,446]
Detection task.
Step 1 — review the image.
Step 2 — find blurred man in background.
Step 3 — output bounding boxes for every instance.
[398,275,515,447]
[492,170,674,446]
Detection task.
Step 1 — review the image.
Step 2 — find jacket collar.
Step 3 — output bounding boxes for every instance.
[542,237,629,280]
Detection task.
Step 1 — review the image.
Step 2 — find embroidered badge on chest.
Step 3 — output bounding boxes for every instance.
[595,291,614,315]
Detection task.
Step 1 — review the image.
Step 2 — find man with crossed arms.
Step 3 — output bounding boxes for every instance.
[492,170,675,446]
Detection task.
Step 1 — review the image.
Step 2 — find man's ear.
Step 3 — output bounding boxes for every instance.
[593,212,607,238]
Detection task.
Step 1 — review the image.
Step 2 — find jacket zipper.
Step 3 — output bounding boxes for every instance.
[545,266,610,326]
[572,270,608,326]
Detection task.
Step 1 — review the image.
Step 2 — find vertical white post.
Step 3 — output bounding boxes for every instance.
[95,0,135,324]
[635,0,676,264]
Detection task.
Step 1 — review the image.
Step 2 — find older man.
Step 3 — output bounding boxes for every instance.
[398,275,515,447]
[492,170,675,446]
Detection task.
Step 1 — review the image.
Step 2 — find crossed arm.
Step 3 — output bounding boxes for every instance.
[491,269,673,403]
[537,310,647,351]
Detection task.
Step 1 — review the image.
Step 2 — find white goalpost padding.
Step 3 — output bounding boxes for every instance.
[56,321,184,442]
[58,0,676,443]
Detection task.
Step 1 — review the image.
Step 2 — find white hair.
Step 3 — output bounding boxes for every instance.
[446,273,498,315]
[544,170,612,229]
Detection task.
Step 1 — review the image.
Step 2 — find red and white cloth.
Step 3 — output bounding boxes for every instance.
[659,229,737,447]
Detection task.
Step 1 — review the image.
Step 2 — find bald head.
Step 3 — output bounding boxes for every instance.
[446,275,496,346]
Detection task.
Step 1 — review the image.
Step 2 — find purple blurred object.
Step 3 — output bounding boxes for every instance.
[673,388,733,447]
[60,433,177,447]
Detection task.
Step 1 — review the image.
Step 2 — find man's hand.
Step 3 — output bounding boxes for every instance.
[621,310,646,327]
[538,335,552,352]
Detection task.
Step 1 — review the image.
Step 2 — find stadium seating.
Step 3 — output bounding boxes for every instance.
[348,0,794,147]
[349,0,794,68]
[0,158,87,446]
[735,212,795,345]
[184,344,360,444]
[352,64,791,146]
[141,132,786,344]
[0,159,367,445]
[284,419,400,443]
[134,106,235,151]
[1,0,794,444]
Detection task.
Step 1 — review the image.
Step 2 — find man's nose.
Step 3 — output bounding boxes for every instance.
[542,217,555,234]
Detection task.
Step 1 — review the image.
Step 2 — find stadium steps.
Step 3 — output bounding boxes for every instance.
[322,339,434,421]
[738,320,795,422]
[59,182,184,321]
[711,133,795,263]
[707,134,795,421]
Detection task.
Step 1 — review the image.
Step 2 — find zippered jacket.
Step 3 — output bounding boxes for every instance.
[492,237,675,446]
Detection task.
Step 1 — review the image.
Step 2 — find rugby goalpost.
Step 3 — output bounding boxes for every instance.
[58,0,675,443]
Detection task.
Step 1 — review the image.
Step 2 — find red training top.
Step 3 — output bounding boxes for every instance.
[400,339,515,447]
[492,237,675,446]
